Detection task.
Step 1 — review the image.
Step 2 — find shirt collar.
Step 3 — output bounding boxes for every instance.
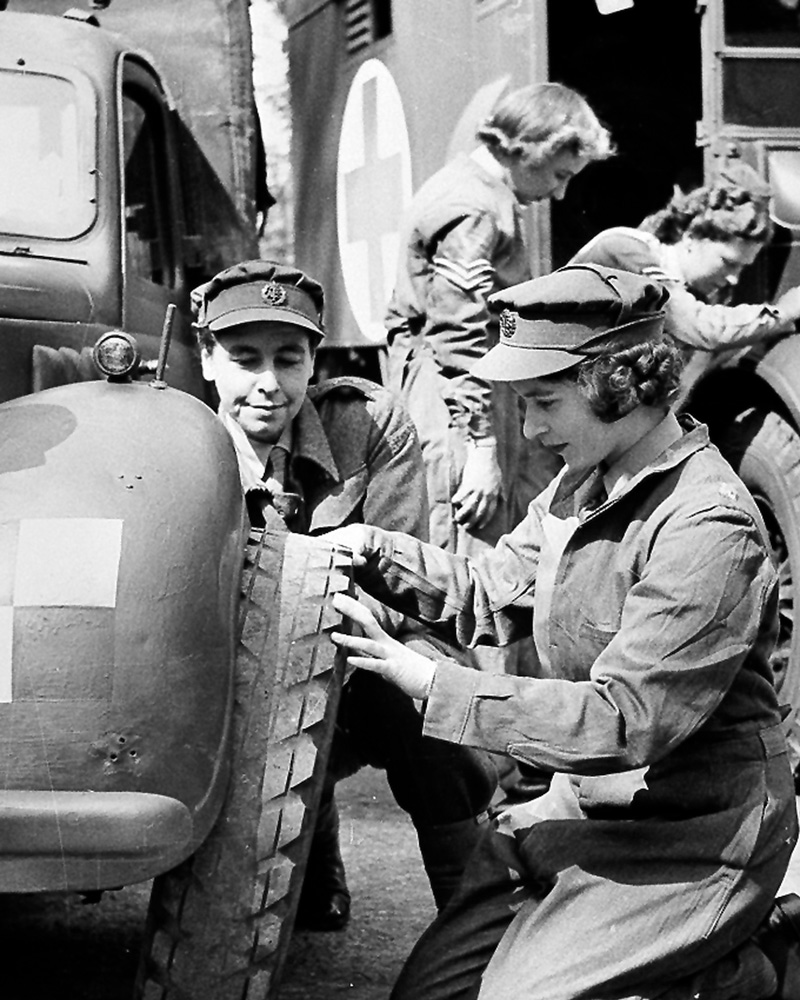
[219,394,344,492]
[602,409,684,500]
[550,413,709,519]
[659,241,688,286]
[470,144,511,187]
[219,411,295,493]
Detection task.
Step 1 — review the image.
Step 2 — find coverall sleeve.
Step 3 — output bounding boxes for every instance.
[422,212,505,441]
[354,500,545,649]
[421,500,777,774]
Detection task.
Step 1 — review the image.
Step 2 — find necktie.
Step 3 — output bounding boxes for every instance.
[265,445,287,493]
[580,472,608,514]
[264,446,301,524]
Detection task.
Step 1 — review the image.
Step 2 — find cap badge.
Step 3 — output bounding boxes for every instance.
[499,309,517,339]
[261,281,288,307]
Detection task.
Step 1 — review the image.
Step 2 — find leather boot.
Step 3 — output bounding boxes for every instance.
[416,815,485,911]
[296,787,351,931]
[497,761,552,805]
[754,893,800,1000]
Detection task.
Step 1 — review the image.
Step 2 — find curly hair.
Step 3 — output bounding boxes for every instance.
[476,83,614,167]
[640,162,773,246]
[554,331,684,422]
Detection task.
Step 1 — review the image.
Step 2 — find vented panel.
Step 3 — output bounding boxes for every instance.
[344,0,373,54]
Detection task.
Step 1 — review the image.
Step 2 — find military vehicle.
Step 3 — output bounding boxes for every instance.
[286,0,800,752]
[0,2,350,998]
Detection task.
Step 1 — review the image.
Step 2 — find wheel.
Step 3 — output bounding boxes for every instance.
[134,529,352,1000]
[719,409,800,737]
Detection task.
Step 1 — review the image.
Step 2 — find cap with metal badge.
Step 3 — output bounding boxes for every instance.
[191,260,326,339]
[473,263,669,381]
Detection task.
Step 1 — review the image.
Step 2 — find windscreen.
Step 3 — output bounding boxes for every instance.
[722,0,800,128]
[725,0,800,47]
[0,69,96,240]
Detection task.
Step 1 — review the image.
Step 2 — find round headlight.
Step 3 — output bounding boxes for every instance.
[93,331,141,380]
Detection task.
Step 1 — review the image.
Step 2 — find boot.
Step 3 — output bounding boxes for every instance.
[296,787,351,931]
[754,893,800,1000]
[416,816,485,911]
[497,761,552,805]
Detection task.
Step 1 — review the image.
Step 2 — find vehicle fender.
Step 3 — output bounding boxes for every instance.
[0,381,246,848]
[754,334,800,429]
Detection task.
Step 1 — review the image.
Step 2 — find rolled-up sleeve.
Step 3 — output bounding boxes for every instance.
[665,284,792,352]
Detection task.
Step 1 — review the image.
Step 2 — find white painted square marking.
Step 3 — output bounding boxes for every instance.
[14,519,123,608]
[0,607,13,702]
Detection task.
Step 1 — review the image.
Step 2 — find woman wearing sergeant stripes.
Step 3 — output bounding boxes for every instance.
[384,84,612,614]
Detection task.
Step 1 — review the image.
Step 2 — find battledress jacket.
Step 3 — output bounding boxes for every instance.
[230,375,429,539]
[570,226,794,405]
[353,414,799,992]
[227,375,438,649]
[384,151,549,550]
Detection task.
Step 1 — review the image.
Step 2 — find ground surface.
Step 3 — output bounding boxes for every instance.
[279,766,436,1000]
[1,766,799,999]
[0,766,434,1000]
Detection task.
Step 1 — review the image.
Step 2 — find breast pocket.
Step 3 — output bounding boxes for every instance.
[579,620,619,659]
[548,620,619,680]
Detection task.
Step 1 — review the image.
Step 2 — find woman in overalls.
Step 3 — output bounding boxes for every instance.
[331,263,800,999]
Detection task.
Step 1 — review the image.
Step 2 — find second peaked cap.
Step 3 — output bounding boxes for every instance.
[474,263,669,381]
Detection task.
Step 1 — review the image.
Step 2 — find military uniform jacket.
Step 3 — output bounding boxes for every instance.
[229,375,430,643]
[384,151,538,548]
[295,377,428,538]
[233,376,429,540]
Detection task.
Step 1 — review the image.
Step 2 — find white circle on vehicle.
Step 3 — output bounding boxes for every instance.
[337,58,412,344]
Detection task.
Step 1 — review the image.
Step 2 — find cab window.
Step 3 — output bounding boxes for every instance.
[122,81,174,286]
[0,69,95,240]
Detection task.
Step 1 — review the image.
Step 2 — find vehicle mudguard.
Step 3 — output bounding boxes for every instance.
[0,380,246,891]
[755,334,800,429]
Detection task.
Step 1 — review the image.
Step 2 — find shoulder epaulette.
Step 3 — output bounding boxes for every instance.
[309,375,386,403]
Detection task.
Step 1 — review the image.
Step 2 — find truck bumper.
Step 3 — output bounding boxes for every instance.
[0,790,193,892]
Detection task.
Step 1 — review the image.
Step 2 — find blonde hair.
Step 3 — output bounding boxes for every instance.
[476,83,613,166]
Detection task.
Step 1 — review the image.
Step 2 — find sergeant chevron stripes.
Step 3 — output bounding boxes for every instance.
[432,256,496,294]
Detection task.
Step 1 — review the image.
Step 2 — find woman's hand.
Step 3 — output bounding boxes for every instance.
[452,443,502,530]
[331,593,436,700]
[323,524,373,568]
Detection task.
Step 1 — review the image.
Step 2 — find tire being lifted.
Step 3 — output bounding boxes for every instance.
[718,408,800,755]
[135,529,352,1000]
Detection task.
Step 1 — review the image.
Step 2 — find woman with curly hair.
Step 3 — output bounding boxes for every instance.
[385,84,613,573]
[328,264,800,1000]
[570,160,800,406]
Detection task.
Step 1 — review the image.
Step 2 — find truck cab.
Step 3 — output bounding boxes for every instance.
[0,11,200,397]
[0,1,264,400]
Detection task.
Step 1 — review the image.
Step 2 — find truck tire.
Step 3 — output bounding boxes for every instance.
[719,409,800,732]
[134,529,352,1000]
